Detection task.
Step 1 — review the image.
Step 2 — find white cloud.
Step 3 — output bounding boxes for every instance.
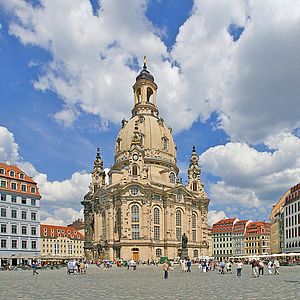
[208,210,227,227]
[0,126,20,163]
[2,0,300,142]
[53,106,79,127]
[0,125,89,225]
[200,133,300,219]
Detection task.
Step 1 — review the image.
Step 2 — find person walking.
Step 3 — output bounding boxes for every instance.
[253,260,259,278]
[220,260,225,274]
[267,260,273,275]
[236,261,243,277]
[258,260,264,275]
[163,261,170,279]
[274,259,280,275]
[187,259,192,272]
[32,261,39,275]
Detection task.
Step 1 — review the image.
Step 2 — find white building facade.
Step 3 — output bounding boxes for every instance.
[283,183,300,253]
[0,163,41,267]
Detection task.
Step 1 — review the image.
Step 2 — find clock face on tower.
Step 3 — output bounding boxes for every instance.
[132,153,139,161]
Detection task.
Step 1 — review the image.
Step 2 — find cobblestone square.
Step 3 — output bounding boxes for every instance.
[0,265,299,300]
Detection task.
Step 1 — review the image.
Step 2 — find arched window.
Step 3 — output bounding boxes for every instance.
[102,212,106,239]
[147,87,153,103]
[169,172,176,184]
[153,207,160,240]
[192,213,197,242]
[131,205,140,240]
[192,182,198,191]
[156,248,162,257]
[131,205,139,222]
[9,171,15,177]
[0,169,4,175]
[116,208,122,240]
[132,165,138,176]
[176,210,182,241]
[136,88,142,103]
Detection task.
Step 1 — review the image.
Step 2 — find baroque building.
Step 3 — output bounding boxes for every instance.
[82,60,210,261]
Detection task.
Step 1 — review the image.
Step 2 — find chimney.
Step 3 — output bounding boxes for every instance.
[5,160,11,166]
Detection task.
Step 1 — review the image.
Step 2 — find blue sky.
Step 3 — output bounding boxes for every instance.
[0,0,300,225]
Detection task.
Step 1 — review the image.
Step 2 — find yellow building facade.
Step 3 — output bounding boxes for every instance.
[40,224,84,259]
[82,60,210,261]
[270,190,290,254]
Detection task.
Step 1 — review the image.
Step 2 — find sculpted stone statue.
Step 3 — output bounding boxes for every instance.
[182,233,188,249]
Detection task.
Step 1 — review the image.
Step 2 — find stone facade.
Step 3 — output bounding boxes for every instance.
[82,60,210,261]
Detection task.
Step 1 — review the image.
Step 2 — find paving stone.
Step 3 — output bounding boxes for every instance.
[0,265,299,299]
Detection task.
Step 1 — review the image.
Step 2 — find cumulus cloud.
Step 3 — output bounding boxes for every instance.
[200,133,300,220]
[0,125,89,225]
[2,0,300,142]
[208,210,227,227]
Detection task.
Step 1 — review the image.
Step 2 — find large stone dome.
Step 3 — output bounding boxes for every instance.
[115,114,176,164]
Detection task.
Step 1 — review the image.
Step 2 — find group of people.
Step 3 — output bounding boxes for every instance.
[251,259,280,277]
[67,260,88,274]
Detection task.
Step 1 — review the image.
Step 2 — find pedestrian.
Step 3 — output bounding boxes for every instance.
[274,259,280,275]
[253,260,259,278]
[181,259,186,272]
[236,261,243,277]
[220,260,225,274]
[258,260,264,275]
[32,261,39,275]
[163,261,169,279]
[267,260,273,275]
[187,259,191,272]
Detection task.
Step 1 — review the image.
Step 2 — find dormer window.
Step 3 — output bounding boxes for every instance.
[19,173,24,179]
[9,171,15,177]
[0,169,4,175]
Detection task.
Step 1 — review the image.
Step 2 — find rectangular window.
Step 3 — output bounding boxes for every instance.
[11,225,17,234]
[54,243,60,254]
[0,224,6,233]
[31,199,36,206]
[176,227,181,241]
[21,185,27,192]
[11,209,17,219]
[31,227,37,236]
[11,240,17,249]
[31,241,37,249]
[21,211,27,220]
[21,240,27,249]
[1,239,7,248]
[131,224,140,240]
[68,244,73,255]
[192,230,196,242]
[11,196,17,203]
[1,194,6,201]
[11,182,17,190]
[21,226,27,235]
[0,208,6,218]
[153,225,160,240]
[31,212,37,221]
[21,197,26,205]
[0,181,6,188]
[30,187,36,193]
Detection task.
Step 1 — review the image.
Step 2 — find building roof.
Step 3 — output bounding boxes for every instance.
[285,182,300,206]
[212,218,239,233]
[40,224,84,240]
[0,162,41,198]
[232,220,251,233]
[245,221,270,236]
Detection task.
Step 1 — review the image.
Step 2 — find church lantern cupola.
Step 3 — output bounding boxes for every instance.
[132,56,159,117]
